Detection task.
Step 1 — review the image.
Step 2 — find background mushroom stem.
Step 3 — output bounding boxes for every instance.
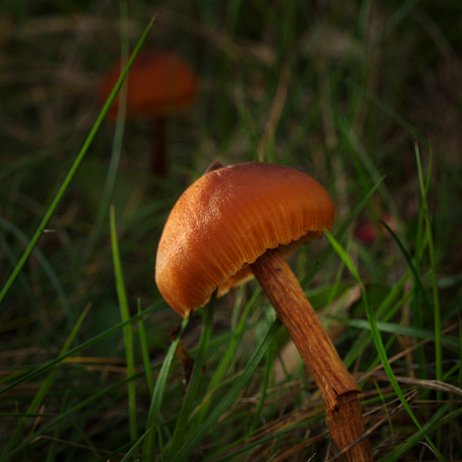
[251,249,372,461]
[151,116,167,177]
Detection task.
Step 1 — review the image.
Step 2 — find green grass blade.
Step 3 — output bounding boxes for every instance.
[325,230,447,461]
[87,0,130,257]
[28,303,92,412]
[378,404,450,462]
[191,289,260,429]
[383,0,422,38]
[137,299,154,395]
[0,216,71,323]
[0,14,157,306]
[338,118,389,199]
[341,318,459,350]
[344,273,409,369]
[142,317,190,461]
[381,219,430,308]
[335,176,385,239]
[167,293,263,456]
[304,176,384,284]
[166,298,216,455]
[110,205,137,441]
[415,147,442,383]
[120,428,153,462]
[171,320,281,461]
[249,342,274,433]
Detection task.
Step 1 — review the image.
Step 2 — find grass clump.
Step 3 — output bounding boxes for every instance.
[1,1,462,461]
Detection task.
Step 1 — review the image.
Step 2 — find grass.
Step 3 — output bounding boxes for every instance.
[1,0,462,461]
[110,205,138,441]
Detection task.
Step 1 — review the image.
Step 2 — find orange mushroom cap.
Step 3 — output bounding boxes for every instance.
[155,162,334,317]
[100,51,198,119]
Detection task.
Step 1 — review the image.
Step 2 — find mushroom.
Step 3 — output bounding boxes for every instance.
[155,162,371,461]
[100,50,198,176]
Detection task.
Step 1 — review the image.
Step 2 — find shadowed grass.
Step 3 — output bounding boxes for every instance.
[1,302,92,460]
[0,303,162,396]
[0,1,461,460]
[0,14,157,306]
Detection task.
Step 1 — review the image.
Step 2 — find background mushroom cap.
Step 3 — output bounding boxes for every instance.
[100,50,198,119]
[155,162,334,317]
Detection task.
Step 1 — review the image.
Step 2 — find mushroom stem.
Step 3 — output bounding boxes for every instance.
[251,249,372,461]
[151,116,167,177]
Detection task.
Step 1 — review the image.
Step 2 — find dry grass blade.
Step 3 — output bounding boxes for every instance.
[369,373,462,398]
[256,61,291,161]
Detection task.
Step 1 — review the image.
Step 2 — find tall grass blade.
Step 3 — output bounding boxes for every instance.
[335,176,385,239]
[87,0,130,257]
[110,205,138,441]
[304,176,384,284]
[383,0,422,38]
[171,320,281,461]
[0,15,157,306]
[142,317,190,461]
[415,146,442,383]
[325,230,446,461]
[344,273,409,369]
[381,219,431,308]
[137,299,154,395]
[166,297,216,455]
[342,318,459,350]
[0,216,71,322]
[120,428,152,462]
[378,404,450,462]
[188,289,260,429]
